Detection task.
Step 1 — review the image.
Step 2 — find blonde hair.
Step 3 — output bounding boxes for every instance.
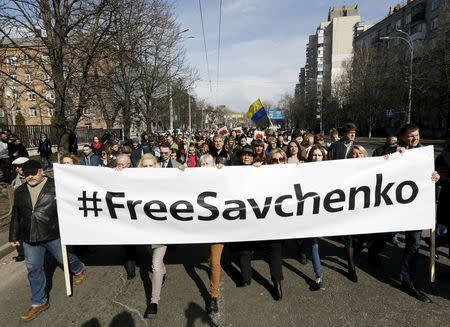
[60,153,80,165]
[137,153,158,168]
[347,145,368,158]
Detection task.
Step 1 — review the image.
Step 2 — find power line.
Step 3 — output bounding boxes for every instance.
[216,0,223,108]
[198,0,212,93]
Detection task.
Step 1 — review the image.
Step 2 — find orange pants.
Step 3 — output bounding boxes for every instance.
[209,243,224,298]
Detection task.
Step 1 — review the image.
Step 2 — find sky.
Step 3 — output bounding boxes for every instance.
[171,0,400,112]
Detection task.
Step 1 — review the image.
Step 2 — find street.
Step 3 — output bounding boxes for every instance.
[1,236,450,327]
[0,140,448,326]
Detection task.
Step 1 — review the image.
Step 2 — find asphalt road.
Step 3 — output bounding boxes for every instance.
[0,237,450,327]
[0,140,448,326]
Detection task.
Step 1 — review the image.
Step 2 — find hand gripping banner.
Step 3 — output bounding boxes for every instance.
[54,147,436,245]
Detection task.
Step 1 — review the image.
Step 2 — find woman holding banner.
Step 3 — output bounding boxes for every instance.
[296,145,328,290]
[137,154,168,317]
[342,145,369,283]
[197,154,225,313]
[231,146,284,301]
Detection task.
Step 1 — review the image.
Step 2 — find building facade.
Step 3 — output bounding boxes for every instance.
[354,0,449,132]
[0,37,107,129]
[296,5,364,130]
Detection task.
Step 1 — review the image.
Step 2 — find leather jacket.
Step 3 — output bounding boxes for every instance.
[9,178,59,243]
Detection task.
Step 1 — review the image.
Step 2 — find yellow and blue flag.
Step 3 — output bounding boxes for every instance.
[246,99,267,123]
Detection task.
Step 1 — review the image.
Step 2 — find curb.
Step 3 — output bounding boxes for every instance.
[0,242,14,259]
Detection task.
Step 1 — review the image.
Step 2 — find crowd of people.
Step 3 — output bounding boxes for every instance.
[1,122,449,322]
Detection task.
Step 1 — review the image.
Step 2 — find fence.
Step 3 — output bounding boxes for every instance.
[1,125,122,148]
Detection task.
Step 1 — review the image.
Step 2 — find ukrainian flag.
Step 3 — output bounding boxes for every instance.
[246,99,267,123]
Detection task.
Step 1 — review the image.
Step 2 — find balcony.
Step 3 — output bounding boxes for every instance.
[411,3,425,23]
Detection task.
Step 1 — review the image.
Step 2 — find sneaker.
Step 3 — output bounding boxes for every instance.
[311,277,325,291]
[20,303,49,321]
[74,269,86,285]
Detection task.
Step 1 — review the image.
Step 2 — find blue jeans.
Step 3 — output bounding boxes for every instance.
[297,238,322,279]
[400,230,422,285]
[23,239,85,306]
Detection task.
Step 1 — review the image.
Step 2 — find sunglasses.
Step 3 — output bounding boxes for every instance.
[271,157,286,163]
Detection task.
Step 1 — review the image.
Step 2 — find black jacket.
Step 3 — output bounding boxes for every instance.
[372,143,398,157]
[38,138,52,157]
[9,178,60,243]
[436,147,450,226]
[328,138,354,160]
[210,147,231,166]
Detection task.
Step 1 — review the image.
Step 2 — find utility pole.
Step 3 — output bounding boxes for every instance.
[380,29,413,124]
[188,94,192,131]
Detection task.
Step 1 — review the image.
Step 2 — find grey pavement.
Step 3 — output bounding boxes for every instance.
[0,239,450,326]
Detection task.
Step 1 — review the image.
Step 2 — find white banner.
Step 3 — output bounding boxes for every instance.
[54,146,436,245]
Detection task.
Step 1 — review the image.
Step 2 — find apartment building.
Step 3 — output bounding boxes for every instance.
[0,37,107,128]
[296,5,364,129]
[354,0,446,53]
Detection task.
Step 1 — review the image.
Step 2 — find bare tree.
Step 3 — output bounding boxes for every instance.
[0,0,115,151]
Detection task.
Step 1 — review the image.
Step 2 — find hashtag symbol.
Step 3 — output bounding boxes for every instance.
[78,191,103,217]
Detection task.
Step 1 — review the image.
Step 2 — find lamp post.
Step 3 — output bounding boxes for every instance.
[168,29,193,131]
[380,30,413,124]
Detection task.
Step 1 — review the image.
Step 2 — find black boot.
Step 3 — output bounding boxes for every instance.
[273,280,283,301]
[125,260,136,280]
[208,297,218,313]
[144,303,158,317]
[346,245,358,283]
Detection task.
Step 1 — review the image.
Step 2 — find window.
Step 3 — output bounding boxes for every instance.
[431,0,439,11]
[0,109,4,118]
[7,56,18,66]
[47,108,55,117]
[12,90,19,100]
[43,73,51,82]
[25,73,32,83]
[405,14,411,25]
[410,23,424,34]
[431,38,438,49]
[46,90,54,100]
[29,108,37,117]
[395,20,401,30]
[9,73,17,85]
[41,53,50,64]
[27,92,36,101]
[24,55,31,65]
[431,18,439,30]
[82,107,90,115]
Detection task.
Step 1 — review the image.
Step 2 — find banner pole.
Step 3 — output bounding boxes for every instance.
[429,227,436,283]
[62,244,72,296]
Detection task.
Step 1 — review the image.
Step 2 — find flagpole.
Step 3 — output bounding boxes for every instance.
[260,99,274,128]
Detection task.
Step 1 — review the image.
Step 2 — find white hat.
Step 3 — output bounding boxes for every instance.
[12,157,29,165]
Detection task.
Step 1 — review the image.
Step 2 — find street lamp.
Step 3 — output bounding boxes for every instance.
[168,29,194,131]
[380,30,413,124]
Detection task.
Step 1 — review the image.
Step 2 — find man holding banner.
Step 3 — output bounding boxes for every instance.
[9,160,86,322]
[397,125,439,303]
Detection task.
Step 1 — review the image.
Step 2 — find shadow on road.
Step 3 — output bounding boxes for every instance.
[184,302,218,327]
[81,311,136,327]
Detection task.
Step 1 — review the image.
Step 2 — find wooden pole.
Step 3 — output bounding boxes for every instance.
[430,227,436,283]
[61,244,72,296]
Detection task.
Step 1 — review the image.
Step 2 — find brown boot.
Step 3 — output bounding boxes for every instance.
[20,303,49,321]
[74,269,86,285]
